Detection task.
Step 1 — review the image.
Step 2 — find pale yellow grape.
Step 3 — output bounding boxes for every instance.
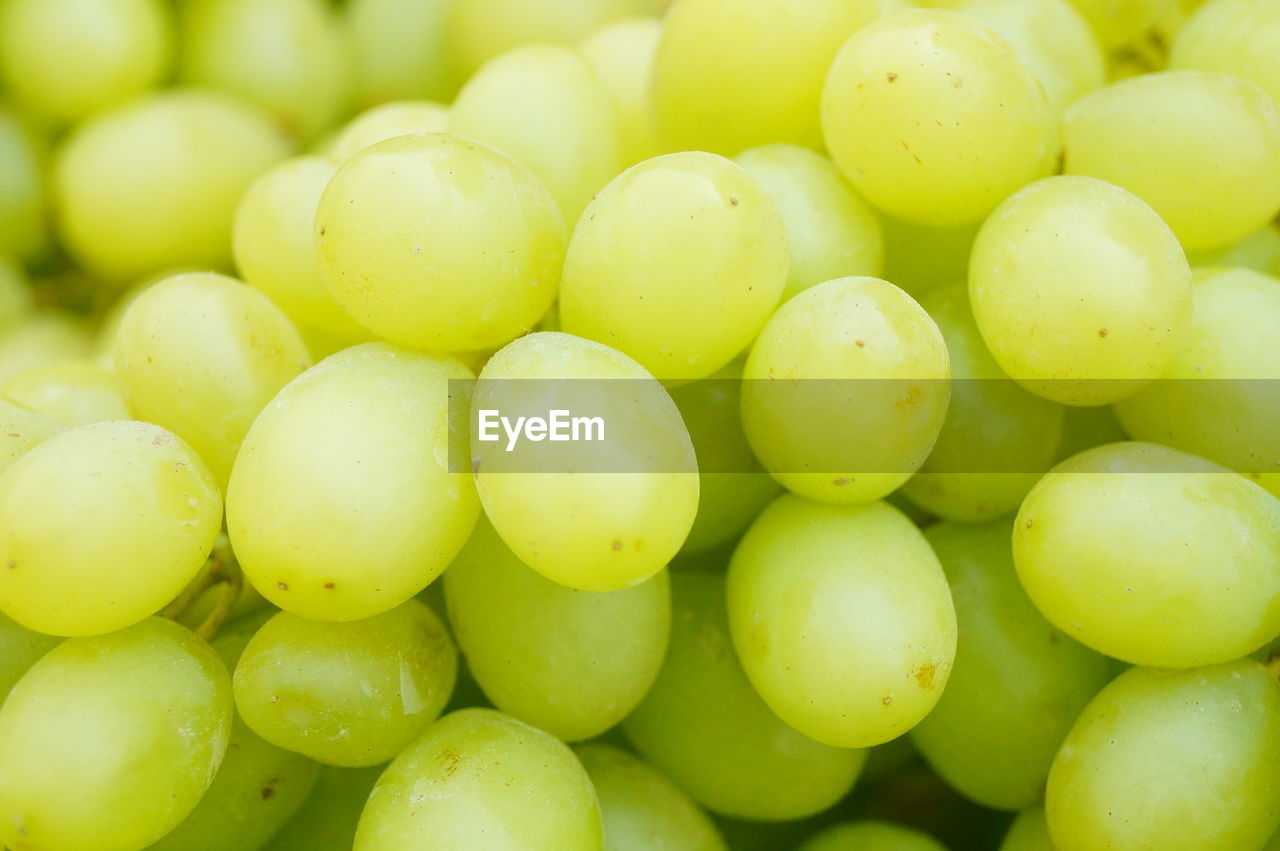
[473,332,698,591]
[444,517,669,741]
[448,0,653,75]
[880,215,979,299]
[329,101,450,161]
[1064,71,1280,251]
[263,764,382,851]
[0,0,172,123]
[3,358,128,426]
[0,421,221,636]
[969,175,1192,406]
[0,311,93,385]
[1172,0,1280,105]
[821,9,1059,227]
[622,571,866,820]
[354,708,604,851]
[0,252,32,333]
[1046,661,1280,850]
[0,610,59,698]
[1190,222,1280,278]
[0,618,232,851]
[316,133,565,352]
[728,495,956,748]
[114,271,311,488]
[957,0,1105,111]
[1001,807,1053,851]
[54,90,291,282]
[1115,267,1280,497]
[233,156,370,341]
[579,17,662,166]
[1064,0,1163,47]
[227,343,479,620]
[233,601,456,767]
[652,0,876,154]
[449,44,621,224]
[0,109,49,263]
[741,276,950,505]
[798,821,946,851]
[1014,442,1280,666]
[575,744,725,851]
[347,0,457,106]
[181,0,350,140]
[559,152,788,382]
[909,520,1112,810]
[734,144,884,302]
[903,286,1064,522]
[0,398,63,475]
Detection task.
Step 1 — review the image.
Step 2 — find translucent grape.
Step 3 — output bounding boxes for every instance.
[263,764,382,851]
[734,144,885,302]
[0,312,93,385]
[0,610,59,698]
[1046,661,1280,850]
[315,132,565,352]
[1171,0,1280,105]
[449,44,622,224]
[1000,807,1053,851]
[114,271,311,488]
[652,0,876,155]
[54,90,291,282]
[969,175,1192,406]
[821,9,1059,227]
[1064,0,1163,48]
[444,517,668,740]
[0,110,49,263]
[798,821,947,851]
[1064,70,1280,251]
[227,343,479,620]
[880,215,979,300]
[741,276,951,505]
[0,618,232,851]
[353,708,604,850]
[347,0,458,107]
[1014,441,1280,667]
[0,397,64,475]
[1190,222,1280,278]
[0,420,221,636]
[3,357,129,426]
[579,17,663,167]
[622,571,866,820]
[909,520,1113,810]
[329,101,450,162]
[559,152,788,383]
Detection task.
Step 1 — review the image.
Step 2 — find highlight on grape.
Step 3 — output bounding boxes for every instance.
[1,0,1279,849]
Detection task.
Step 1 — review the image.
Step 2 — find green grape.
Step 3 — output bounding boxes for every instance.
[447,0,652,76]
[821,9,1059,227]
[444,517,669,741]
[233,601,456,767]
[0,109,50,263]
[1064,0,1163,47]
[0,397,63,475]
[227,343,479,620]
[180,0,350,141]
[0,254,32,335]
[347,0,457,107]
[0,311,93,385]
[354,708,604,850]
[316,132,565,352]
[0,610,59,699]
[233,156,371,341]
[903,286,1064,522]
[1053,403,1127,462]
[1000,807,1053,851]
[651,0,876,155]
[54,90,291,282]
[798,821,947,851]
[1014,442,1280,667]
[114,271,311,488]
[956,0,1105,112]
[264,764,383,851]
[575,743,726,851]
[473,332,698,591]
[0,0,172,123]
[3,357,129,426]
[727,494,956,748]
[734,144,885,302]
[1189,222,1280,278]
[622,572,866,820]
[668,362,782,553]
[0,618,233,851]
[880,215,979,299]
[449,44,622,225]
[741,276,951,505]
[1064,71,1280,252]
[909,520,1113,810]
[969,175,1192,406]
[579,17,663,167]
[1115,267,1280,496]
[329,101,450,162]
[0,420,221,636]
[1046,661,1280,850]
[559,152,788,383]
[1172,0,1280,106]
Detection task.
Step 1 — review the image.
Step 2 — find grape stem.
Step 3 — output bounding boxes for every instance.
[161,533,243,641]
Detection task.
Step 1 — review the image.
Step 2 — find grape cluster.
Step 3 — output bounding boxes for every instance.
[0,0,1279,850]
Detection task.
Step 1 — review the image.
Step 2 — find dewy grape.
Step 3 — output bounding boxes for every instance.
[1,2,1279,850]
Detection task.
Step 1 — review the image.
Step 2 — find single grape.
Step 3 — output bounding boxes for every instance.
[0,311,93,385]
[880,215,980,300]
[328,101,450,162]
[3,357,129,426]
[1190,223,1280,278]
[579,17,663,167]
[0,109,50,263]
[798,821,947,851]
[1064,0,1164,47]
[1000,807,1053,851]
[0,610,59,699]
[0,252,33,335]
[1053,403,1127,462]
[0,397,64,475]
[346,0,458,107]
[1171,0,1280,105]
[263,764,384,851]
